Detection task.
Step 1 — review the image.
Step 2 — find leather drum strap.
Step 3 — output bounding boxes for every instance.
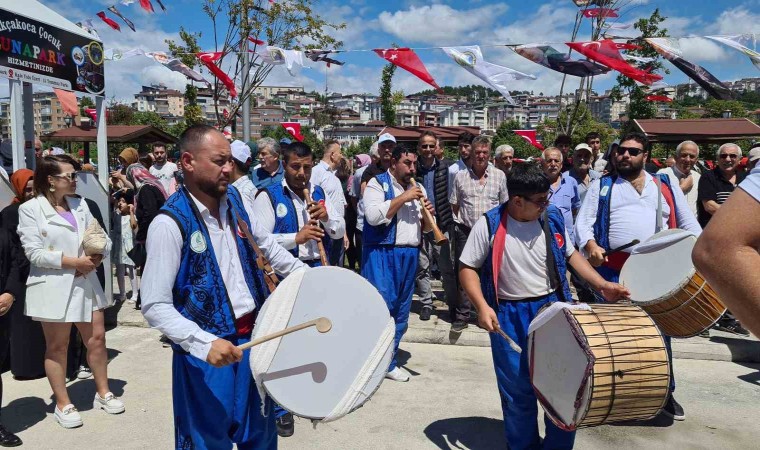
[235,215,279,293]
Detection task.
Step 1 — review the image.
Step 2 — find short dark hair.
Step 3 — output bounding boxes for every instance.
[507,162,550,198]
[114,189,135,204]
[282,142,313,164]
[34,154,81,202]
[554,134,572,147]
[151,141,166,151]
[178,124,219,155]
[391,144,417,161]
[458,132,475,146]
[585,132,600,142]
[619,132,650,152]
[418,130,438,146]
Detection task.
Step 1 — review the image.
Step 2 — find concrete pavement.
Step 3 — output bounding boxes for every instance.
[2,326,758,449]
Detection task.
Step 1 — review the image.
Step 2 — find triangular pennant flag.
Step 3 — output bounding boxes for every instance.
[105,48,146,60]
[281,122,304,142]
[514,44,609,77]
[146,51,209,83]
[625,55,656,64]
[645,95,672,103]
[96,11,121,32]
[120,0,135,4]
[139,0,155,13]
[646,38,733,100]
[373,48,440,91]
[77,20,100,39]
[566,39,662,85]
[196,52,237,97]
[304,49,344,67]
[259,47,304,76]
[443,46,535,105]
[705,35,760,71]
[248,36,266,46]
[582,8,619,18]
[108,6,136,32]
[54,89,79,116]
[605,21,635,30]
[155,0,167,12]
[514,130,544,150]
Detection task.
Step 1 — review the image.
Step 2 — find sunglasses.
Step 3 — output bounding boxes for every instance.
[617,146,645,157]
[53,172,78,181]
[719,153,739,159]
[522,191,553,207]
[420,144,436,149]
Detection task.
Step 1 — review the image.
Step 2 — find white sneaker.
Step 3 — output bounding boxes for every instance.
[54,404,83,429]
[385,367,410,382]
[93,392,125,414]
[76,366,92,380]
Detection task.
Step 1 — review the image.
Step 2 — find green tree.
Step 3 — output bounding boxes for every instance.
[702,99,748,119]
[537,103,616,153]
[107,104,135,125]
[133,111,168,131]
[380,62,397,126]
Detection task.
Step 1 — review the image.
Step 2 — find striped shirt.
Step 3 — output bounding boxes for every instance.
[449,165,508,229]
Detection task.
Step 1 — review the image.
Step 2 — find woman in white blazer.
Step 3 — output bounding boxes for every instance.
[17,155,125,429]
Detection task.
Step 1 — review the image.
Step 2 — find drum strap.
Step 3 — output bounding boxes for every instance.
[541,211,561,294]
[235,215,279,293]
[654,176,663,233]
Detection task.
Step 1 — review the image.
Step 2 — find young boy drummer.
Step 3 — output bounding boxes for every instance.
[458,163,629,449]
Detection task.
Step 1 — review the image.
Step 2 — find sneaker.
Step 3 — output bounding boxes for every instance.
[276,412,294,438]
[159,334,172,348]
[451,321,468,333]
[385,367,410,382]
[661,394,685,421]
[93,392,125,414]
[716,320,751,336]
[76,366,92,380]
[698,329,710,338]
[419,306,432,321]
[54,404,83,429]
[126,298,137,305]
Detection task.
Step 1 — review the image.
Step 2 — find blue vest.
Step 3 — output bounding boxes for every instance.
[261,183,327,258]
[160,186,270,339]
[479,204,573,308]
[593,174,675,251]
[363,171,398,246]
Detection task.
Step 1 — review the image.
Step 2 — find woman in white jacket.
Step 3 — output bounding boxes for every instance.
[18,155,124,429]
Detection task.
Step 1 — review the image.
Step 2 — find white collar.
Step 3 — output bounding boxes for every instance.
[186,190,228,218]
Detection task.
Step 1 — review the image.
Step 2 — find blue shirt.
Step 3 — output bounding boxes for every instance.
[563,169,601,204]
[417,159,438,206]
[250,162,284,190]
[549,175,581,244]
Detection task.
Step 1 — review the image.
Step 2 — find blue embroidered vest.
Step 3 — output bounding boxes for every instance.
[262,183,327,258]
[363,171,398,246]
[593,174,676,251]
[479,203,573,308]
[160,186,270,339]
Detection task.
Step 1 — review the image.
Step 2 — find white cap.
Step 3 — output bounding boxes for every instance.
[378,133,396,144]
[230,140,251,163]
[574,143,592,154]
[749,147,760,162]
[51,147,65,155]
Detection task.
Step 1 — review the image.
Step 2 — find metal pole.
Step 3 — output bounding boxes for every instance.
[241,6,251,142]
[9,79,24,171]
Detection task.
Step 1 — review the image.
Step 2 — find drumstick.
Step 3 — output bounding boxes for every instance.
[303,189,329,266]
[237,317,332,351]
[409,178,448,245]
[602,239,640,257]
[495,328,522,353]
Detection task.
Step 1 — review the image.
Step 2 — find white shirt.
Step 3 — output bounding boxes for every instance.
[350,165,368,231]
[311,160,346,218]
[575,173,702,252]
[149,161,178,193]
[460,214,575,301]
[447,158,468,200]
[252,179,345,261]
[232,176,258,209]
[657,166,700,216]
[141,191,305,362]
[364,171,426,246]
[739,166,760,202]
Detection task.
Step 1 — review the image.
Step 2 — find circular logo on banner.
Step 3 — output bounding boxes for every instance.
[452,50,477,68]
[190,231,207,253]
[382,182,389,193]
[554,233,565,249]
[276,203,288,218]
[71,47,85,66]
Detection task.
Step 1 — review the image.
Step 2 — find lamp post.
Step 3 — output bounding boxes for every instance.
[63,115,72,155]
[722,110,733,119]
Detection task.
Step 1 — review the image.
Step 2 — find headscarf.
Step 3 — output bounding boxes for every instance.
[119,147,139,166]
[126,163,168,201]
[10,169,33,204]
[354,153,371,168]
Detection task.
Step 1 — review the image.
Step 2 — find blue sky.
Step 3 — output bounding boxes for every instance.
[29,0,760,101]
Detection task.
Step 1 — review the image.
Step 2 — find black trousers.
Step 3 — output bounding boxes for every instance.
[449,223,472,322]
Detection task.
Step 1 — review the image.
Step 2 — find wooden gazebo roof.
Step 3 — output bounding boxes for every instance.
[633,118,760,143]
[41,125,177,144]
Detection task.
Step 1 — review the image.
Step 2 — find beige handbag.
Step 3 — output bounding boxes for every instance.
[82,219,108,256]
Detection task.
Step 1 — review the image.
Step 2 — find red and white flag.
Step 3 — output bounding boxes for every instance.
[645,95,672,103]
[84,108,98,121]
[96,11,121,32]
[514,130,544,150]
[196,52,237,98]
[139,0,155,13]
[373,48,440,90]
[582,8,619,18]
[281,122,304,142]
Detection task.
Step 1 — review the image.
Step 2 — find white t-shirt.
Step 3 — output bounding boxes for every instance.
[739,167,760,202]
[657,166,700,216]
[460,214,574,301]
[149,161,178,193]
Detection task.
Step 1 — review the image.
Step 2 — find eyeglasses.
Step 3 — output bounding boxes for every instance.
[719,153,739,159]
[53,172,78,181]
[522,192,553,207]
[420,144,436,149]
[617,146,644,157]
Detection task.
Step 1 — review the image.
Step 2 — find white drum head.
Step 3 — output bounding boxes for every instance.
[620,230,697,304]
[250,266,393,421]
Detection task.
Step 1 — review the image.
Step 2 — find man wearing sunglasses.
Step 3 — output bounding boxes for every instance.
[575,132,702,422]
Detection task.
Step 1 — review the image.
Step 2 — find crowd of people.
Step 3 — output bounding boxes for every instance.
[0,124,757,449]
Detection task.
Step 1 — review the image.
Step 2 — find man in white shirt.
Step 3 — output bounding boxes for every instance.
[575,132,701,422]
[310,140,347,265]
[459,163,628,450]
[349,145,378,271]
[229,140,257,208]
[447,131,475,199]
[658,140,701,216]
[363,144,433,383]
[141,125,305,449]
[148,142,178,193]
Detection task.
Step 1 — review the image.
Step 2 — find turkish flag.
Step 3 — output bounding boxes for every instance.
[281,122,304,142]
[514,130,544,150]
[566,40,662,85]
[196,52,237,98]
[248,36,266,46]
[373,48,440,91]
[96,12,121,32]
[582,8,619,18]
[140,0,155,13]
[645,95,672,103]
[84,108,97,121]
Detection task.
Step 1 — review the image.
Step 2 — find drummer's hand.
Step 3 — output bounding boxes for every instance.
[307,201,328,222]
[295,222,324,245]
[477,306,500,333]
[585,242,607,267]
[207,339,243,367]
[599,282,630,303]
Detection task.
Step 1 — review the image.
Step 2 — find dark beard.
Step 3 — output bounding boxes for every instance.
[197,178,228,199]
[615,160,643,178]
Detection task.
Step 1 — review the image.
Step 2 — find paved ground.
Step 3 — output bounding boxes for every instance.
[3,326,758,449]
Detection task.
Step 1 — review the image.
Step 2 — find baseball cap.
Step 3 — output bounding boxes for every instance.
[230,140,251,163]
[246,141,259,159]
[378,133,396,144]
[574,143,592,155]
[279,138,292,146]
[749,147,760,162]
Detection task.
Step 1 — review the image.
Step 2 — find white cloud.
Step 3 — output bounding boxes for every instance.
[708,7,760,35]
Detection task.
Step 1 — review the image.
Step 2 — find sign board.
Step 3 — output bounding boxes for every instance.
[0,9,104,94]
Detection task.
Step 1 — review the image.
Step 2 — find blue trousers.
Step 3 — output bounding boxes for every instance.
[327,237,345,267]
[595,266,675,393]
[362,245,418,371]
[172,334,276,450]
[491,293,576,450]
